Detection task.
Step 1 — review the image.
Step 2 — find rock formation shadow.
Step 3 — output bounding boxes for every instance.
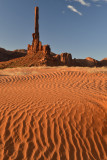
[0,48,27,62]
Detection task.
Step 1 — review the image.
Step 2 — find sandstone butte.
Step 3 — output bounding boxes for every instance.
[0,6,107,68]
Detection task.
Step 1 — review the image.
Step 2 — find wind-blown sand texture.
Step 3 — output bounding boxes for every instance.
[0,67,107,160]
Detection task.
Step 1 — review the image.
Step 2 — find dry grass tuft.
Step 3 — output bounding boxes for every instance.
[0,66,107,76]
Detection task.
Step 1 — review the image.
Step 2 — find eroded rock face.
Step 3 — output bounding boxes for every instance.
[60,53,72,66]
[85,57,99,67]
[43,45,51,56]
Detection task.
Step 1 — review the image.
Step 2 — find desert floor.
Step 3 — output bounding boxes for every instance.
[0,67,107,160]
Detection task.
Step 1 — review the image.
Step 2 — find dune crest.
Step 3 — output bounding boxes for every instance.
[0,67,107,160]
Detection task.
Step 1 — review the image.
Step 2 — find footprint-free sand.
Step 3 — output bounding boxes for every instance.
[0,67,107,160]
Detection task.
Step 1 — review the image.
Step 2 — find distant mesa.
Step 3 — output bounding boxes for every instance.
[100,58,107,66]
[72,57,101,67]
[85,57,100,67]
[0,6,107,68]
[0,48,27,62]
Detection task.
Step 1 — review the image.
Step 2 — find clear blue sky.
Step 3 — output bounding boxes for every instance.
[0,0,107,60]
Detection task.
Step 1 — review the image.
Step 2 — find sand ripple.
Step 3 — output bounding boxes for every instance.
[0,68,107,160]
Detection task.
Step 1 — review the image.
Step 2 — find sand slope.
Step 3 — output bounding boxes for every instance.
[0,67,107,160]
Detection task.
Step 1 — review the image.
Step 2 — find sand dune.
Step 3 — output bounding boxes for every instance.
[0,67,107,160]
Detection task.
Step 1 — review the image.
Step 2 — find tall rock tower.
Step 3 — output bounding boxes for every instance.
[32,7,41,52]
[35,7,39,35]
[27,7,51,55]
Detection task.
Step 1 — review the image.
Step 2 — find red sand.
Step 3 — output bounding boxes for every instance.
[0,67,107,160]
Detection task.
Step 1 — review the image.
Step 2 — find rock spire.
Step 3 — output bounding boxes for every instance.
[27,6,51,55]
[35,7,39,34]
